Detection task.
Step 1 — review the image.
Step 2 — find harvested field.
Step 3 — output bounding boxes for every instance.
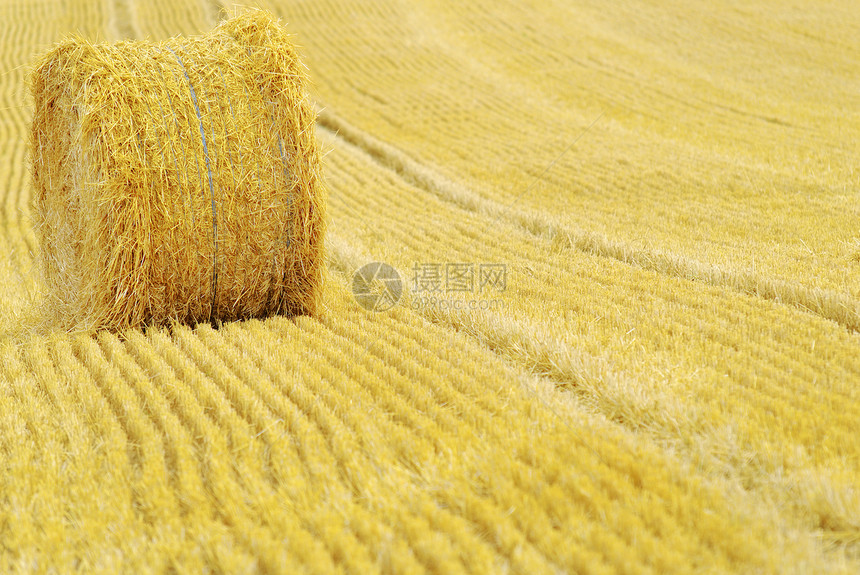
[1,0,858,573]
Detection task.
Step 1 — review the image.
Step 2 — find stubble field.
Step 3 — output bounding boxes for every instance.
[0,0,858,573]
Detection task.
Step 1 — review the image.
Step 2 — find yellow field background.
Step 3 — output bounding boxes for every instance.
[1,0,859,572]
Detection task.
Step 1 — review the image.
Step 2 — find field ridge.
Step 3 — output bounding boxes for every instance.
[317,107,860,333]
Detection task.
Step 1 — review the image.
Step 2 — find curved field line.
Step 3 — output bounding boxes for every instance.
[316,108,860,333]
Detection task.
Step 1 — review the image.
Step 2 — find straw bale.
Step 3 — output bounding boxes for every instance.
[30,10,325,332]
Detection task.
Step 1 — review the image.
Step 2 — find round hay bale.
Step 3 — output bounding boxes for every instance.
[30,10,326,332]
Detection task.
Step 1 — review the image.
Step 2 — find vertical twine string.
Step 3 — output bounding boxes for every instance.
[275,126,292,250]
[168,47,219,319]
